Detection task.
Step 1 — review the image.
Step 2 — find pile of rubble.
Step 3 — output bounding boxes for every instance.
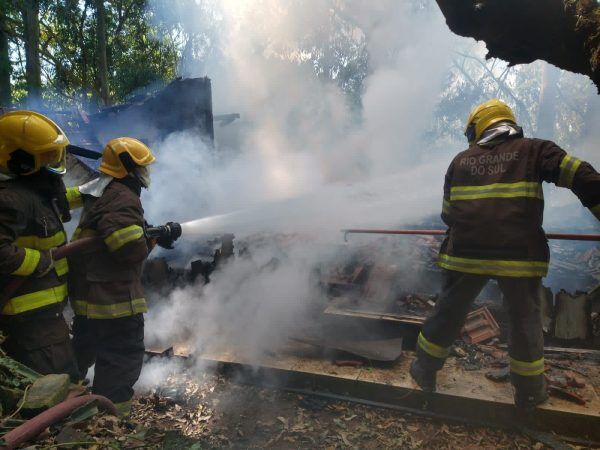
[453,340,598,406]
[322,238,600,350]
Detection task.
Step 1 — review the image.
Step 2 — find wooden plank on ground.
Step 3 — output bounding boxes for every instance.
[192,344,600,441]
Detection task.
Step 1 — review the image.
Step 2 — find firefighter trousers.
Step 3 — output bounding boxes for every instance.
[72,314,145,404]
[0,308,78,380]
[416,270,545,394]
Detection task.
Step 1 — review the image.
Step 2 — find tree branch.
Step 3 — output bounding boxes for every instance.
[456,51,534,131]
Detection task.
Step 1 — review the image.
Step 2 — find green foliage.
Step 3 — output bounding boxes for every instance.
[1,0,597,156]
[430,53,597,151]
[4,0,178,108]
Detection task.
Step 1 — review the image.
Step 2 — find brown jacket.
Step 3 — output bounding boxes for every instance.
[439,136,600,277]
[0,175,69,315]
[69,179,149,319]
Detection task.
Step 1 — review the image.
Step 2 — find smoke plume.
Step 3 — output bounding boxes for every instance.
[134,0,599,388]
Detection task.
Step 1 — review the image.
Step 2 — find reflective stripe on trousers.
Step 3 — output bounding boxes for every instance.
[417,332,451,359]
[510,357,544,376]
[71,298,148,319]
[438,254,548,278]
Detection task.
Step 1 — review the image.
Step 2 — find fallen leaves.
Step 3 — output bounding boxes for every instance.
[125,371,550,449]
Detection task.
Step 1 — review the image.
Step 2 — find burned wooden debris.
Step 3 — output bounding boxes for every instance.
[461,307,501,345]
[137,230,600,443]
[321,237,600,351]
[1,77,235,182]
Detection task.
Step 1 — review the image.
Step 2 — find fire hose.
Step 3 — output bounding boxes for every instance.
[342,229,600,242]
[0,394,117,450]
[0,237,104,313]
[0,223,182,312]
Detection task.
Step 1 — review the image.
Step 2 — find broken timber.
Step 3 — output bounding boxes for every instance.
[178,344,600,442]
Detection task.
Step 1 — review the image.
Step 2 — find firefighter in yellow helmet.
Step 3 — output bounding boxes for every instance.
[410,99,600,408]
[68,137,179,416]
[0,110,78,378]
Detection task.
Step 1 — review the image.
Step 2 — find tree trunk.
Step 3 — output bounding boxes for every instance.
[0,12,11,106]
[21,0,41,103]
[435,0,600,93]
[95,0,109,105]
[536,64,560,139]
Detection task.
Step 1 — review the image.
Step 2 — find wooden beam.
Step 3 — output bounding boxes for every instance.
[191,344,600,441]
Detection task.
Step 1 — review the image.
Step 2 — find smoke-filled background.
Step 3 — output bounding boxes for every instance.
[133,0,600,387]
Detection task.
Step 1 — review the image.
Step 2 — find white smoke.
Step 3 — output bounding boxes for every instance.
[137,1,462,377]
[144,0,458,225]
[132,0,599,385]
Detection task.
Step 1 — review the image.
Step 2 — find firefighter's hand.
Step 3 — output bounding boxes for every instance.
[156,222,182,250]
[33,250,55,277]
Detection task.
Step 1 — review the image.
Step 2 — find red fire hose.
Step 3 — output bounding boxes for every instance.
[0,394,117,450]
[343,229,600,242]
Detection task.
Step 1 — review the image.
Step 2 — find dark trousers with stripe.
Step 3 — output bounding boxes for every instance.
[72,314,145,404]
[417,270,545,393]
[0,307,79,381]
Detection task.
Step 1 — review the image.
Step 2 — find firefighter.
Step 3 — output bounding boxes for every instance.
[410,99,600,408]
[68,137,179,417]
[0,110,79,378]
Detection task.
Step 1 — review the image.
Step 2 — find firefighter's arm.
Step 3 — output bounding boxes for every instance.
[97,206,149,264]
[441,160,454,226]
[0,193,53,277]
[539,141,600,221]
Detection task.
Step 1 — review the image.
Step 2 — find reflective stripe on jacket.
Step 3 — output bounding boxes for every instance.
[68,179,149,319]
[0,178,69,315]
[440,137,600,277]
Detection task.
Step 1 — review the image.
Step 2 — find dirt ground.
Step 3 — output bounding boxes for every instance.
[129,371,555,450]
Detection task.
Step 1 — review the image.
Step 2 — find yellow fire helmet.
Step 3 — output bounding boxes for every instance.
[0,110,70,176]
[464,99,517,144]
[99,137,155,179]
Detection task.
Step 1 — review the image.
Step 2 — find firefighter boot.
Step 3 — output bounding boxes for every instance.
[114,399,133,418]
[410,358,437,392]
[512,374,548,409]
